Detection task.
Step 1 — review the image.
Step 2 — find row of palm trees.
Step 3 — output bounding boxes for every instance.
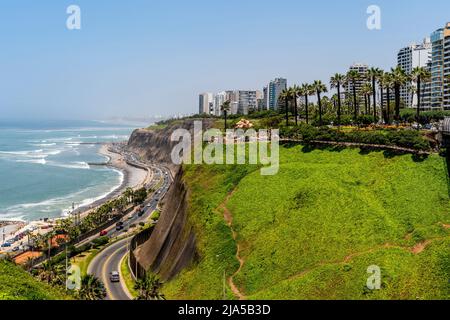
[279,65,432,127]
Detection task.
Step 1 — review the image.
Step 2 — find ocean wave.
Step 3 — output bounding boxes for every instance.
[0,149,43,156]
[31,143,57,147]
[3,168,124,219]
[16,159,47,165]
[47,161,90,170]
[0,149,63,162]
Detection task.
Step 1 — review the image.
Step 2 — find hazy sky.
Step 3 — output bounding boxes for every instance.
[0,0,449,120]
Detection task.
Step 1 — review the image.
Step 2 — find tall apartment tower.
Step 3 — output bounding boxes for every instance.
[199,93,213,114]
[268,78,287,110]
[430,23,450,110]
[444,23,450,109]
[397,38,432,109]
[262,86,269,110]
[214,91,227,116]
[237,91,258,115]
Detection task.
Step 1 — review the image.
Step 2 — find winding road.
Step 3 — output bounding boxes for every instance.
[87,159,172,300]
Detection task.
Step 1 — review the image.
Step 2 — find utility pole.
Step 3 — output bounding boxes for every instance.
[65,244,68,290]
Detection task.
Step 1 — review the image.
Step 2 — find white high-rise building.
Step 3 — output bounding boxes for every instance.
[214,91,227,116]
[430,23,450,110]
[268,78,287,110]
[397,38,432,108]
[237,91,258,115]
[345,63,368,99]
[198,93,213,114]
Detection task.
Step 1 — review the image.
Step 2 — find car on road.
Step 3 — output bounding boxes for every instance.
[116,225,124,231]
[1,243,11,248]
[138,210,145,217]
[110,271,120,283]
[100,230,108,237]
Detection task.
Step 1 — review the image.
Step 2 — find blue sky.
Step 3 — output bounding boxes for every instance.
[0,0,449,120]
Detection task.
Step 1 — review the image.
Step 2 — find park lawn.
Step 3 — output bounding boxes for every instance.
[164,145,450,300]
[71,247,102,277]
[0,260,72,300]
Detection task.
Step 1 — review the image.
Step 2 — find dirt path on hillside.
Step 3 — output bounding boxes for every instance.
[220,192,247,300]
[282,236,449,286]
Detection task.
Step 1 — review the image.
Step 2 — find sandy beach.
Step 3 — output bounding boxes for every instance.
[69,143,152,218]
[1,143,152,244]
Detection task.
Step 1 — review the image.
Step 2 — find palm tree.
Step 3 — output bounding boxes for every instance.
[134,273,165,300]
[312,80,328,126]
[391,66,409,122]
[361,83,373,115]
[368,67,381,120]
[410,67,432,122]
[37,261,65,286]
[377,70,385,122]
[300,83,313,124]
[220,100,231,131]
[346,70,360,121]
[383,72,393,124]
[330,73,345,127]
[78,275,107,300]
[291,85,301,126]
[280,89,291,126]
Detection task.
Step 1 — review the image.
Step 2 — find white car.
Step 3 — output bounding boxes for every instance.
[110,271,120,283]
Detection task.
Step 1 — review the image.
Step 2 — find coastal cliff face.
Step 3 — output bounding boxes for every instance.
[127,119,215,175]
[127,119,215,280]
[135,167,196,281]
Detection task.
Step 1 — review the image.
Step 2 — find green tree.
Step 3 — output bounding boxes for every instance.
[410,67,431,122]
[78,275,107,300]
[368,67,382,119]
[391,66,409,122]
[346,70,360,121]
[330,73,345,127]
[37,261,65,286]
[361,83,373,115]
[280,89,292,126]
[382,72,394,124]
[134,273,165,300]
[299,83,313,124]
[377,70,385,122]
[221,100,231,131]
[291,85,301,126]
[312,80,328,126]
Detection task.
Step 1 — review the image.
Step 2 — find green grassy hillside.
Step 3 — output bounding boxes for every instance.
[0,260,71,300]
[163,145,450,300]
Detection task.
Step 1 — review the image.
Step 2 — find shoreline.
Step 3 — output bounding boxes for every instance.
[65,143,151,219]
[1,142,151,243]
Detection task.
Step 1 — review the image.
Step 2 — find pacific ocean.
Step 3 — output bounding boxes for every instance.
[0,120,137,222]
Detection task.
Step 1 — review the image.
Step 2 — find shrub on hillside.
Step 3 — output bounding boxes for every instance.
[279,124,431,151]
[387,130,430,150]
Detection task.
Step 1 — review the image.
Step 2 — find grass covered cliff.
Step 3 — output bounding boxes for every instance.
[162,144,450,300]
[0,260,71,300]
